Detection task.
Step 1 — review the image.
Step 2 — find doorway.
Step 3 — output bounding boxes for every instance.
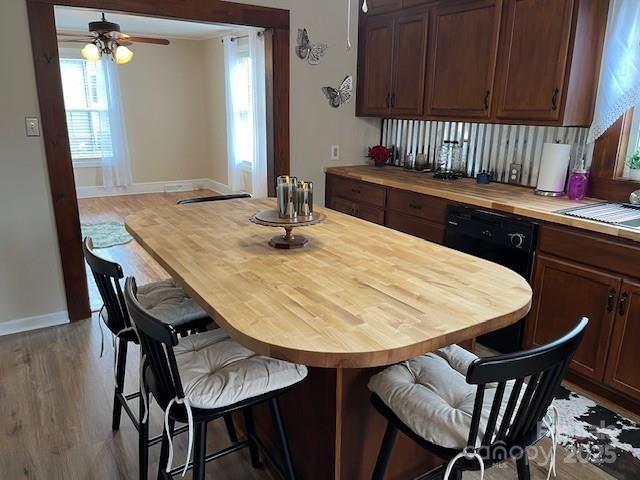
[26,0,290,321]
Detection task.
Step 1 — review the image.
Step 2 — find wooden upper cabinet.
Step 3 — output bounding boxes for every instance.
[605,279,640,401]
[493,0,574,122]
[358,7,428,117]
[358,15,395,116]
[526,254,618,382]
[426,0,502,119]
[365,0,403,15]
[391,9,429,116]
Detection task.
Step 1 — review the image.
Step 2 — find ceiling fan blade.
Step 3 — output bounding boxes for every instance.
[122,36,170,45]
[57,39,92,43]
[57,31,95,38]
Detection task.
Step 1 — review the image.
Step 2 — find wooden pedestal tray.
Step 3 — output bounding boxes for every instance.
[250,209,326,249]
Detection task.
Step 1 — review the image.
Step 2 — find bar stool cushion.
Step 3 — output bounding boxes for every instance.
[137,279,208,326]
[174,329,308,410]
[368,345,516,449]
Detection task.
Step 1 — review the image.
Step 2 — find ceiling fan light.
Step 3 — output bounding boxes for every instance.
[81,43,101,62]
[115,45,134,64]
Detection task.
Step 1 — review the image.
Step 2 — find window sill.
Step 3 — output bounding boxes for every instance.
[73,160,103,169]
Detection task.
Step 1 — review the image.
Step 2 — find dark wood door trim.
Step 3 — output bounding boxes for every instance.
[26,0,290,321]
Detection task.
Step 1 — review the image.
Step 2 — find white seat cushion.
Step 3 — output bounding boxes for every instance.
[368,345,515,450]
[174,329,308,410]
[137,279,208,326]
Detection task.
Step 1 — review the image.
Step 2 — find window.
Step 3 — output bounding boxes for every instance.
[59,58,113,164]
[229,46,254,167]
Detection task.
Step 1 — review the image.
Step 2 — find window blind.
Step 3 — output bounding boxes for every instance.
[59,58,113,161]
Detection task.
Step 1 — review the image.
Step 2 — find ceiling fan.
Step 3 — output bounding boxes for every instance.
[57,13,170,65]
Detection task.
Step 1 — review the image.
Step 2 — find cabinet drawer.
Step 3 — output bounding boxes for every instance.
[386,211,445,244]
[538,225,640,279]
[331,177,387,208]
[387,188,447,223]
[330,197,385,225]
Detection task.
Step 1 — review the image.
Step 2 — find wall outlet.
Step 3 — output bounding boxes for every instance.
[509,163,522,183]
[331,145,340,161]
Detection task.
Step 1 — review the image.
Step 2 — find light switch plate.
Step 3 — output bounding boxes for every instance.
[25,117,40,137]
[331,145,340,161]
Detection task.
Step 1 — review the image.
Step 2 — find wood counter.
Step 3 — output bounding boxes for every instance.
[125,198,532,479]
[125,198,531,369]
[325,165,640,243]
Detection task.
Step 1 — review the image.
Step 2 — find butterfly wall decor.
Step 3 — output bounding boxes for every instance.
[296,28,328,65]
[322,76,353,108]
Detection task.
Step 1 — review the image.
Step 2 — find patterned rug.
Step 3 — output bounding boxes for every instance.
[553,386,640,479]
[81,221,133,249]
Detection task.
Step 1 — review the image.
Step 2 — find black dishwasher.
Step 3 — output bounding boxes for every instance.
[444,205,538,353]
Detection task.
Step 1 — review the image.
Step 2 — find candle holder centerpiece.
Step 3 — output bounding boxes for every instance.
[250,177,325,249]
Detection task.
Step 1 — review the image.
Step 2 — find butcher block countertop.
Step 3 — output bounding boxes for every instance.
[325,165,640,243]
[126,198,532,368]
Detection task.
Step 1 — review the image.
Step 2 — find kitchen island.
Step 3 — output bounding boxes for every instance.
[125,198,532,479]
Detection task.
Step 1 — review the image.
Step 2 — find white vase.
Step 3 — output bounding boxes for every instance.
[630,169,640,181]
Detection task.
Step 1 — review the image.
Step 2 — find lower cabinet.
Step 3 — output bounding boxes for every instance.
[385,211,445,244]
[526,254,618,382]
[605,279,640,400]
[330,196,385,225]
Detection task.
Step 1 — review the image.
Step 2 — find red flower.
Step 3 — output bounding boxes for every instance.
[367,145,392,164]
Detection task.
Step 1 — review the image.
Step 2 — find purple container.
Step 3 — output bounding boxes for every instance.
[567,170,589,200]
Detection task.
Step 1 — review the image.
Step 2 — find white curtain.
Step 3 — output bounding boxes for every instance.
[589,0,640,142]
[223,32,268,197]
[101,59,132,188]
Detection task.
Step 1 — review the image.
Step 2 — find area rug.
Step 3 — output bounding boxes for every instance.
[552,386,640,479]
[81,221,133,249]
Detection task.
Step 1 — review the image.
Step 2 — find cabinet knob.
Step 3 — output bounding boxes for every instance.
[385,92,391,108]
[351,188,361,194]
[483,90,490,110]
[619,292,629,316]
[607,289,616,312]
[409,203,422,210]
[551,88,560,111]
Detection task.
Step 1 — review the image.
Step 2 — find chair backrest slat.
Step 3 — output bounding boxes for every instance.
[83,237,130,334]
[494,377,524,442]
[482,381,506,446]
[124,277,185,405]
[464,318,588,451]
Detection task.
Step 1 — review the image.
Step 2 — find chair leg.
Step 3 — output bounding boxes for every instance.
[516,451,531,480]
[372,421,398,480]
[224,414,238,443]
[112,338,128,431]
[268,397,296,480]
[157,418,175,480]
[193,422,208,480]
[243,407,261,468]
[139,387,149,480]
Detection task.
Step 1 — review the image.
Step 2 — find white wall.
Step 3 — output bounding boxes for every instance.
[70,39,219,188]
[0,0,379,326]
[0,0,68,325]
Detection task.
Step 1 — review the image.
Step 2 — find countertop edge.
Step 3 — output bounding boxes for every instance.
[325,166,640,243]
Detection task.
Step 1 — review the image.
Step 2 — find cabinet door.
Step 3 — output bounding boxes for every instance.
[493,0,574,122]
[605,279,640,400]
[390,8,429,116]
[526,255,619,381]
[358,15,395,116]
[426,0,501,119]
[365,0,403,14]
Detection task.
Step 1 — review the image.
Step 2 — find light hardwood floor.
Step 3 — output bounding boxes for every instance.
[78,190,218,311]
[0,315,621,480]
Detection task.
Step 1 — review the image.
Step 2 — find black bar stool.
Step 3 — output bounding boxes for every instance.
[368,318,589,480]
[124,276,307,480]
[83,237,233,479]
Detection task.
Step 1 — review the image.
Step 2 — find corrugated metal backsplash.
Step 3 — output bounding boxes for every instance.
[381,119,589,186]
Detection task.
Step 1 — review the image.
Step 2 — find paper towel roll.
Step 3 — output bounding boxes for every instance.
[536,143,572,195]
